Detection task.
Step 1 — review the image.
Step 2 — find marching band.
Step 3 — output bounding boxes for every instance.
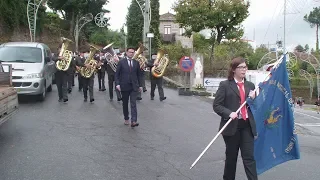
[53,38,168,127]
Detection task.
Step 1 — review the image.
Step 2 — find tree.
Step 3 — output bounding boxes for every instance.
[295,45,305,52]
[150,0,161,53]
[304,7,320,52]
[47,0,109,36]
[126,0,144,48]
[304,44,310,52]
[89,29,125,48]
[173,0,249,64]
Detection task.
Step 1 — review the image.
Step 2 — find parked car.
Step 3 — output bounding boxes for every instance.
[0,42,55,101]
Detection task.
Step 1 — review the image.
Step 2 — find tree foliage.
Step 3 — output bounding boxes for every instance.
[150,0,161,53]
[47,0,109,36]
[126,0,144,48]
[304,7,320,51]
[173,0,249,44]
[89,29,125,49]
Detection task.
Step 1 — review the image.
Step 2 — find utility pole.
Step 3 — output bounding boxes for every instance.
[143,0,151,59]
[283,0,286,54]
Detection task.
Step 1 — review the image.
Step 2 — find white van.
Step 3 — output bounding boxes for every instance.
[0,42,55,101]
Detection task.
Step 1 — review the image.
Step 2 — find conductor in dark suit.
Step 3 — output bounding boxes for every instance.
[115,47,142,128]
[213,57,258,180]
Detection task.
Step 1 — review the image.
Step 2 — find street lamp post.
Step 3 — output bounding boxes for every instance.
[147,33,154,60]
[135,0,151,58]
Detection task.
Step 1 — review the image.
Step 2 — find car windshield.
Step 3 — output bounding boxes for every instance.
[0,46,42,63]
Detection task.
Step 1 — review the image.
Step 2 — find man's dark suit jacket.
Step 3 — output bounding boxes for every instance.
[213,79,257,137]
[115,57,142,92]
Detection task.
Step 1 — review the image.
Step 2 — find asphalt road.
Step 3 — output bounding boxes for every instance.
[0,77,319,180]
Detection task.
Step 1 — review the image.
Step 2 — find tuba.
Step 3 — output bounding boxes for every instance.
[103,42,119,72]
[151,49,170,78]
[56,37,73,71]
[80,44,101,78]
[133,42,148,69]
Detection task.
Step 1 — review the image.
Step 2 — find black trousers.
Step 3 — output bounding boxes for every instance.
[107,74,121,99]
[222,120,258,180]
[78,74,83,90]
[67,73,74,90]
[82,76,94,100]
[55,71,68,100]
[97,70,105,90]
[121,89,138,122]
[150,76,164,98]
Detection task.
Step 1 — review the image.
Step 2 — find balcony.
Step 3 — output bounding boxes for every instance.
[161,33,176,43]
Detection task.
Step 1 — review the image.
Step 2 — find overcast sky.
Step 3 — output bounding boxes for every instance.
[104,0,319,51]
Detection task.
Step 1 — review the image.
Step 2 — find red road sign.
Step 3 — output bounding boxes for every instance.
[179,56,194,72]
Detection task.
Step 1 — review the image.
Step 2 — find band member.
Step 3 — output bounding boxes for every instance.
[67,55,76,93]
[76,52,86,91]
[115,47,142,127]
[105,54,121,101]
[136,67,145,100]
[146,59,166,101]
[95,52,106,91]
[75,54,95,102]
[213,57,258,180]
[53,46,68,102]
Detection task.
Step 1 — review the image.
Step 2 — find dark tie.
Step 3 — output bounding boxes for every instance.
[237,82,247,120]
[129,59,132,72]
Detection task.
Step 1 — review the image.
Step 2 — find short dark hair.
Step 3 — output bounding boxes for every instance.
[227,57,247,80]
[126,47,135,52]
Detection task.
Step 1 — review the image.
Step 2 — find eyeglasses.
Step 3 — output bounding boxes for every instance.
[127,51,135,53]
[237,66,248,70]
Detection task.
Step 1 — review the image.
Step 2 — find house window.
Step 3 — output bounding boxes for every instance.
[179,28,185,35]
[164,25,171,34]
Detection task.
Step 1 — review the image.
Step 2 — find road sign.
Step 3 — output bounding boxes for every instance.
[203,78,225,94]
[179,56,194,72]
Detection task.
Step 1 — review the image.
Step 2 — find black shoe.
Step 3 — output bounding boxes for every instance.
[160,97,166,101]
[102,88,106,91]
[84,98,87,102]
[58,98,63,102]
[117,98,122,101]
[131,122,139,127]
[151,97,154,100]
[137,97,142,100]
[143,89,147,92]
[63,99,68,103]
[90,99,94,103]
[68,89,72,93]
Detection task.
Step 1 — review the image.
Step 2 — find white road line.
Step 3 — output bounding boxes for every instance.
[295,123,320,127]
[294,111,320,120]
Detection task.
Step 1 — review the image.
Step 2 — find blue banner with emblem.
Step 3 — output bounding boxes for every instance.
[246,54,300,175]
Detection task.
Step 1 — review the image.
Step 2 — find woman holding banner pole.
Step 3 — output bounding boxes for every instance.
[213,57,258,180]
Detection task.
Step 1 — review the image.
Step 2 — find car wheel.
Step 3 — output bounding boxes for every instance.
[47,84,52,92]
[38,83,46,101]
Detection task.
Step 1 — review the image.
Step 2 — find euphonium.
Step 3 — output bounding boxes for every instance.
[103,42,119,72]
[80,44,101,78]
[56,37,73,71]
[151,49,170,78]
[133,42,148,69]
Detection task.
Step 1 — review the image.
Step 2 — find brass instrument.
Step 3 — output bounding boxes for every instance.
[151,49,170,78]
[133,42,148,69]
[103,42,119,72]
[80,44,101,78]
[55,37,73,71]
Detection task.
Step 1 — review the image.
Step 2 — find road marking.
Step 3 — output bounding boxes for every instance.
[294,111,320,120]
[295,123,320,127]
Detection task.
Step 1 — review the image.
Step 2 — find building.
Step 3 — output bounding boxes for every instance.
[159,12,193,48]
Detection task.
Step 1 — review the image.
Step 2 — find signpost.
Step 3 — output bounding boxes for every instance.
[203,77,226,98]
[179,56,195,92]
